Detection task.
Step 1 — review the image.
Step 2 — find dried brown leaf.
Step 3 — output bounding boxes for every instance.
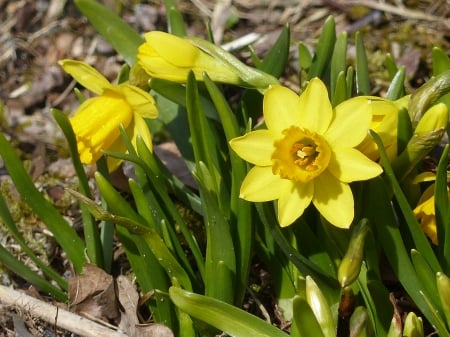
[68,263,119,322]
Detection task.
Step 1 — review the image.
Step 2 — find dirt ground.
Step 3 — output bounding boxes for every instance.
[0,0,449,336]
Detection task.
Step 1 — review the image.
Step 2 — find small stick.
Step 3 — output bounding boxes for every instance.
[0,285,127,337]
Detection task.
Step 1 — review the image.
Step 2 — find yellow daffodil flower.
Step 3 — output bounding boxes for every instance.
[59,60,158,170]
[229,78,383,228]
[137,31,278,89]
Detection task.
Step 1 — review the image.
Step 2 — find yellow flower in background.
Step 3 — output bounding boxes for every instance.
[137,31,278,89]
[59,60,158,170]
[414,184,438,245]
[356,96,406,161]
[229,78,383,228]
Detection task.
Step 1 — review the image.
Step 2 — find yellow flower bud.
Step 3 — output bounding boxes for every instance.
[137,31,278,89]
[402,312,424,337]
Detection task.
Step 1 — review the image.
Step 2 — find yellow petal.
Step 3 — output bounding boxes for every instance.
[312,171,354,228]
[277,181,313,227]
[120,84,158,119]
[59,59,112,95]
[240,166,284,201]
[297,78,332,134]
[70,93,133,164]
[130,114,154,153]
[327,148,382,182]
[229,130,276,166]
[142,31,199,67]
[325,97,373,148]
[263,85,302,134]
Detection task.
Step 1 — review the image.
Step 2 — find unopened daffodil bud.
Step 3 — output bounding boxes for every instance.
[305,276,336,337]
[392,103,448,180]
[338,219,370,287]
[137,31,278,90]
[436,272,450,326]
[409,69,450,123]
[59,59,158,170]
[402,312,424,337]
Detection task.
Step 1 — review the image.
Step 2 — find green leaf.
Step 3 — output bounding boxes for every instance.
[164,0,187,36]
[75,0,143,65]
[52,109,103,268]
[260,24,290,78]
[169,287,290,337]
[0,244,67,302]
[385,53,399,80]
[435,145,450,268]
[308,16,336,80]
[385,66,406,100]
[204,74,253,305]
[355,31,370,95]
[396,107,413,155]
[330,31,348,98]
[298,42,313,71]
[432,47,450,76]
[0,132,85,272]
[331,71,348,107]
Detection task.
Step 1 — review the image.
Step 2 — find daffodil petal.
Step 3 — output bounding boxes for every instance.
[59,59,112,95]
[263,85,301,134]
[297,78,332,134]
[325,97,372,147]
[120,84,158,119]
[130,114,154,152]
[240,166,283,201]
[328,148,382,182]
[142,31,199,67]
[229,130,276,166]
[312,171,354,228]
[277,181,313,227]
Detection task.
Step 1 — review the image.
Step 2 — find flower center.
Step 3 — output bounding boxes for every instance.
[272,126,331,182]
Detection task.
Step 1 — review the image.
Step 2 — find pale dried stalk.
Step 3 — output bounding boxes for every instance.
[0,285,127,337]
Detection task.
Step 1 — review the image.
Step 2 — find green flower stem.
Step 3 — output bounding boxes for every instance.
[163,0,187,36]
[52,109,103,269]
[203,74,253,305]
[0,132,85,273]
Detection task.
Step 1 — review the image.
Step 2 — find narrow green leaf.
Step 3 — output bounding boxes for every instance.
[396,107,413,155]
[386,66,406,100]
[435,145,450,268]
[94,173,193,291]
[203,74,253,305]
[370,130,441,273]
[164,0,187,36]
[418,290,450,337]
[346,66,355,98]
[169,287,290,337]
[411,249,442,314]
[260,24,290,78]
[52,109,103,268]
[74,0,143,65]
[355,31,371,95]
[331,71,348,107]
[308,16,336,79]
[298,42,313,71]
[0,244,66,302]
[385,53,399,80]
[0,132,85,272]
[432,47,450,76]
[330,31,347,98]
